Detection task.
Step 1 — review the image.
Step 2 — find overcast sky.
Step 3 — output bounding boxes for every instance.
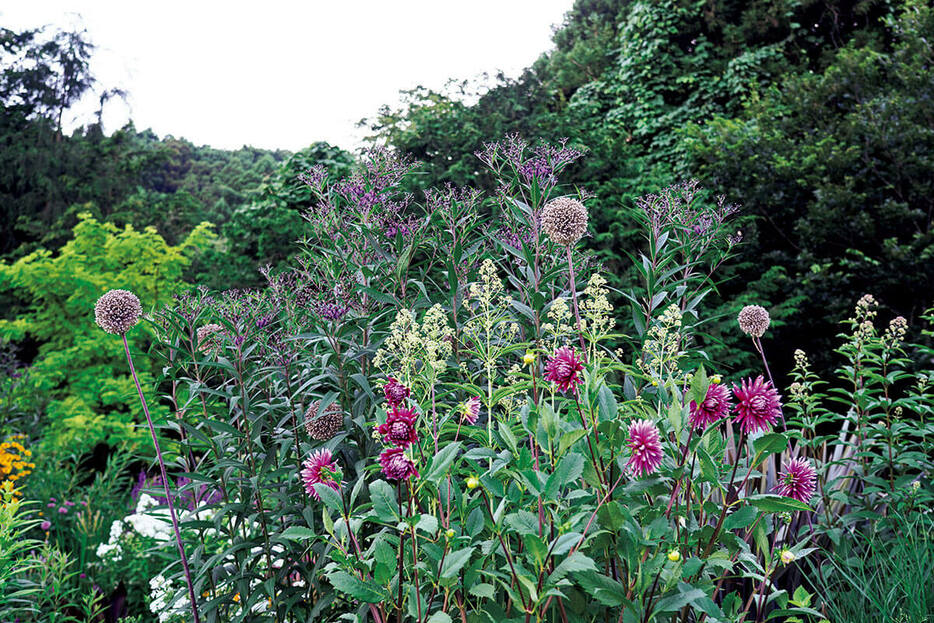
[3,1,574,152]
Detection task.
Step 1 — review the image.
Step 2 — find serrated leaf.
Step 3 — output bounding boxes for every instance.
[327,571,385,603]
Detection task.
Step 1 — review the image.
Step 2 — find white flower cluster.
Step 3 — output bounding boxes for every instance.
[95,494,174,561]
[149,574,189,623]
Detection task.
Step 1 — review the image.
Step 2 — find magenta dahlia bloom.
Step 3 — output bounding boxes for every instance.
[384,377,410,407]
[377,405,419,447]
[461,396,481,425]
[379,447,418,481]
[689,383,732,430]
[732,376,782,434]
[776,458,817,503]
[626,419,664,477]
[544,346,585,394]
[300,449,342,500]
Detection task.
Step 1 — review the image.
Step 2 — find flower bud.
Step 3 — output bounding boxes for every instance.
[445,529,455,538]
[466,476,480,490]
[780,549,796,565]
[667,550,681,562]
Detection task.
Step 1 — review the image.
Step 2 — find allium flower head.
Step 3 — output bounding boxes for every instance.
[300,449,342,500]
[544,346,585,394]
[737,305,770,338]
[304,401,345,441]
[461,396,481,425]
[40,520,51,531]
[94,289,142,334]
[733,376,782,434]
[689,383,732,429]
[626,419,663,476]
[379,447,418,481]
[383,377,410,407]
[775,458,817,503]
[541,197,588,245]
[196,323,225,354]
[377,405,419,447]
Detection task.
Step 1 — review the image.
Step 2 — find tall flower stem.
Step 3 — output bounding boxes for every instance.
[565,245,587,359]
[122,335,200,623]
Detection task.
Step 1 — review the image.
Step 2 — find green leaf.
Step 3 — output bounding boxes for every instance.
[468,583,495,599]
[370,479,399,521]
[723,504,758,532]
[278,526,317,541]
[427,614,453,623]
[415,514,439,535]
[313,484,344,514]
[424,441,462,485]
[597,383,618,421]
[546,552,597,587]
[557,430,588,456]
[440,547,474,581]
[327,571,385,603]
[747,494,811,513]
[690,365,708,406]
[753,433,789,456]
[544,452,584,499]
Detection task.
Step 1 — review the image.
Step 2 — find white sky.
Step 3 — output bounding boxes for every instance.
[2,1,574,152]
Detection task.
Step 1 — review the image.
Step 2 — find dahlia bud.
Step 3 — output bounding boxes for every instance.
[523,351,536,366]
[445,528,455,538]
[94,289,142,335]
[737,305,770,338]
[466,476,480,490]
[667,550,681,562]
[780,549,796,565]
[541,197,588,246]
[304,401,345,441]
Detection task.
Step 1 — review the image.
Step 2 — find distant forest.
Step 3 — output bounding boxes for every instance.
[3,0,933,378]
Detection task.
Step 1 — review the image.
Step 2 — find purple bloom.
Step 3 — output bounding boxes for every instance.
[379,447,418,481]
[626,420,664,477]
[733,376,782,434]
[776,458,817,503]
[689,383,732,430]
[544,347,585,394]
[377,406,419,447]
[40,520,51,531]
[300,450,342,500]
[461,396,481,425]
[383,377,410,407]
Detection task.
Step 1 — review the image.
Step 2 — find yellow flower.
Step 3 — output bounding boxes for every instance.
[711,374,722,384]
[523,351,536,366]
[667,550,681,562]
[445,529,455,538]
[466,476,480,490]
[780,549,795,565]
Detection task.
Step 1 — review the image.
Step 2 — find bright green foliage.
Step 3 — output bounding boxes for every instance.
[0,214,214,453]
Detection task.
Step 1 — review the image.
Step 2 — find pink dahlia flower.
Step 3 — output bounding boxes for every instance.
[689,383,732,430]
[379,447,419,481]
[626,419,664,477]
[776,458,817,503]
[377,405,419,447]
[461,396,481,425]
[384,377,410,407]
[544,346,585,394]
[733,376,782,434]
[300,449,342,500]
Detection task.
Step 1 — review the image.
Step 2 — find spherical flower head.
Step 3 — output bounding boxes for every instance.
[461,396,481,425]
[94,289,142,334]
[775,458,817,503]
[541,197,588,246]
[626,419,663,477]
[40,520,51,531]
[300,449,342,500]
[544,346,585,394]
[383,377,410,407]
[466,476,480,490]
[377,405,419,447]
[304,401,345,441]
[667,550,681,562]
[379,447,418,481]
[737,305,770,338]
[733,376,782,434]
[689,382,732,430]
[780,549,796,565]
[196,323,225,354]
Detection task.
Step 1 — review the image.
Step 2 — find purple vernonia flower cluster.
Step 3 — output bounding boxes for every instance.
[424,185,483,227]
[132,471,223,512]
[476,134,584,189]
[635,180,739,247]
[297,164,328,192]
[492,222,533,250]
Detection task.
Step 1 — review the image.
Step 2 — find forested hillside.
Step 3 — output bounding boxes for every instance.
[364,0,934,373]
